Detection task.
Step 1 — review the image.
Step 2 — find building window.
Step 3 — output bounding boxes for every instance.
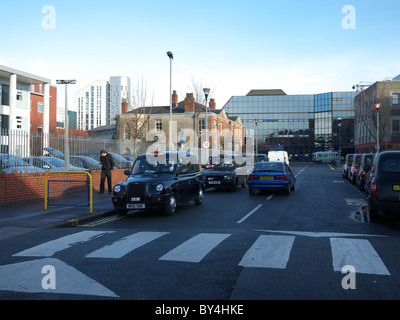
[393,120,400,136]
[392,93,399,106]
[199,118,205,131]
[124,123,131,140]
[38,102,43,113]
[156,119,162,133]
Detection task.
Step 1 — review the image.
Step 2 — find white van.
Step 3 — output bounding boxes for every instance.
[268,151,289,165]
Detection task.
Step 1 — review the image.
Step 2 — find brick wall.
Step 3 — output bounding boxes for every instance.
[0,169,128,205]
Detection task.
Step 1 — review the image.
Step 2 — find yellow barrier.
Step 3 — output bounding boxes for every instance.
[44,171,93,213]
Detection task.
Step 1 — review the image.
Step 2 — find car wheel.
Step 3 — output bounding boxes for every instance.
[249,187,256,195]
[285,185,291,195]
[231,180,238,192]
[163,192,177,216]
[291,182,295,191]
[194,187,204,206]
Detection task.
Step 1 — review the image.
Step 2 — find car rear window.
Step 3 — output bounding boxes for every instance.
[381,157,400,173]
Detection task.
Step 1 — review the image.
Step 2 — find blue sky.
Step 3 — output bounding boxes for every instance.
[1,0,400,110]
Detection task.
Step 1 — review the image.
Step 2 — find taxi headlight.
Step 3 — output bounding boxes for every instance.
[156,184,164,192]
[114,185,122,193]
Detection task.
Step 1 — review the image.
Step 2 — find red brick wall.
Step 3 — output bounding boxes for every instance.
[0,169,128,205]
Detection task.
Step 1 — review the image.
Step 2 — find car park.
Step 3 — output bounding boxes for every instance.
[112,151,204,216]
[0,154,45,174]
[367,151,400,219]
[69,156,102,170]
[201,154,247,191]
[342,154,354,179]
[247,161,295,195]
[348,153,362,183]
[23,156,86,172]
[78,152,132,168]
[355,153,374,191]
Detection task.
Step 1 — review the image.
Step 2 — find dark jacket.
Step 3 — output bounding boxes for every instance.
[100,153,114,171]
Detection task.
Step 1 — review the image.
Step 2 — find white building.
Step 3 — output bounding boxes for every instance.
[74,76,131,131]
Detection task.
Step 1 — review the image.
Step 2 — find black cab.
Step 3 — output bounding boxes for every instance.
[367,151,400,220]
[201,154,247,191]
[112,152,204,216]
[355,153,374,191]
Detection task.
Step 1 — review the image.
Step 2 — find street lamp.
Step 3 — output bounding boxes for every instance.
[203,87,210,133]
[167,51,173,151]
[375,103,381,153]
[56,79,76,171]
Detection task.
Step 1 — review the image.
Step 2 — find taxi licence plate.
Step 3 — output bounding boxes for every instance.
[260,176,273,180]
[209,181,221,184]
[394,185,400,191]
[127,203,145,209]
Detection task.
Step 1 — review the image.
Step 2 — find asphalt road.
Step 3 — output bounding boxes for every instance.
[1,162,400,304]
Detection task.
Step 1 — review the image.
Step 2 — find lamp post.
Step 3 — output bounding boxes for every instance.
[375,103,381,153]
[56,79,76,171]
[167,51,173,151]
[203,88,210,134]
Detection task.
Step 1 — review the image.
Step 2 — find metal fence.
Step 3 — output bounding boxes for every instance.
[0,129,150,173]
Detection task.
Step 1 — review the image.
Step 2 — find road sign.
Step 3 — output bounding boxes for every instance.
[202,140,210,149]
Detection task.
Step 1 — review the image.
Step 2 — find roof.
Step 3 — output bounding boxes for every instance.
[246,89,287,96]
[0,64,51,85]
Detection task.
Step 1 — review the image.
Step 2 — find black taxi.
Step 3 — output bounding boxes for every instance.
[201,154,249,191]
[112,151,204,216]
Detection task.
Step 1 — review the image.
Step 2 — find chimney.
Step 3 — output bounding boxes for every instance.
[209,98,216,110]
[184,93,195,112]
[172,90,178,108]
[121,98,128,114]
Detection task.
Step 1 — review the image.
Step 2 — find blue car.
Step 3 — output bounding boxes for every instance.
[247,161,296,195]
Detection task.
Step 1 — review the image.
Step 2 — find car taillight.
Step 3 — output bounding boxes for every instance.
[248,175,258,180]
[276,175,288,180]
[353,167,358,174]
[370,181,377,195]
[361,170,366,178]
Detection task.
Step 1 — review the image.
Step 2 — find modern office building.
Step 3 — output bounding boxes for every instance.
[75,76,131,131]
[222,89,357,158]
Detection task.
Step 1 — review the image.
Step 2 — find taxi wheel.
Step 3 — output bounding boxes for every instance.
[116,209,128,216]
[164,192,177,216]
[194,187,204,206]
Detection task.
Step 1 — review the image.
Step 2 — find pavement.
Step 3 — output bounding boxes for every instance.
[0,192,116,241]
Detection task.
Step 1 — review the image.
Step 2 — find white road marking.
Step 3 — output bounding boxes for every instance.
[330,238,390,275]
[86,231,169,259]
[237,204,263,224]
[13,231,113,257]
[239,235,295,269]
[0,258,118,297]
[159,233,231,263]
[256,230,387,238]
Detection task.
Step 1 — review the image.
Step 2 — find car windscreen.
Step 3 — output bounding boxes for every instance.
[44,157,65,166]
[253,162,283,172]
[208,156,237,168]
[1,155,29,167]
[131,157,176,174]
[380,157,400,173]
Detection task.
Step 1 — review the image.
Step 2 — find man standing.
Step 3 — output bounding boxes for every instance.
[99,150,114,194]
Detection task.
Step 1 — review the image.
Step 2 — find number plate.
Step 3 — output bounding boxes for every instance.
[260,176,273,180]
[127,203,146,209]
[394,185,400,191]
[209,181,221,184]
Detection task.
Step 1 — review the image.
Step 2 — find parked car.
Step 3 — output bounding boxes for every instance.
[69,156,102,170]
[0,154,45,174]
[23,156,86,172]
[342,154,354,179]
[247,161,295,195]
[367,151,400,220]
[355,153,374,191]
[201,154,247,191]
[348,154,363,183]
[43,147,65,159]
[77,152,132,168]
[112,151,204,216]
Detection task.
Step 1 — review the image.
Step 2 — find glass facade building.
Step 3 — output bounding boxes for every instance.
[223,91,356,158]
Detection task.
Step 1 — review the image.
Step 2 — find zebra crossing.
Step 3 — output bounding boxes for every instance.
[11,230,391,276]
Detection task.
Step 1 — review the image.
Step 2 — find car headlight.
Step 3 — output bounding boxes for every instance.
[155,184,164,192]
[114,185,122,193]
[224,175,233,180]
